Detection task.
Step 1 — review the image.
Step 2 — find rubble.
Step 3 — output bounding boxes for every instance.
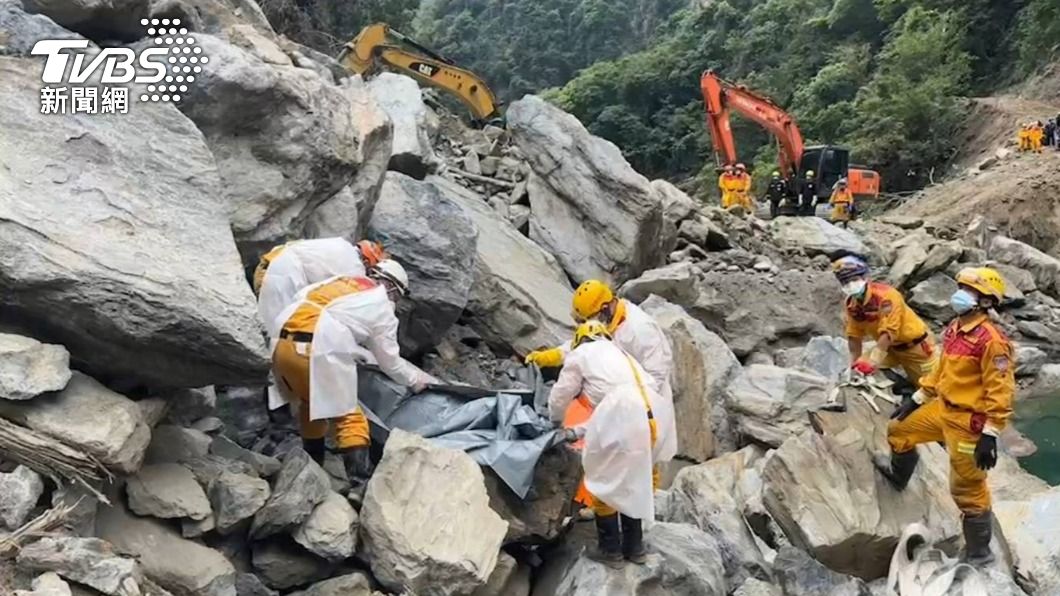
[0,466,44,530]
[16,537,143,596]
[0,334,70,401]
[292,491,357,561]
[209,471,270,534]
[126,463,212,521]
[250,448,331,539]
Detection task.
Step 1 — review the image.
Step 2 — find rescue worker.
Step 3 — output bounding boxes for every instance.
[829,178,855,228]
[1031,120,1045,153]
[1045,119,1056,149]
[834,256,937,387]
[876,267,1014,566]
[547,320,675,568]
[734,163,753,211]
[799,170,818,216]
[765,170,787,218]
[1017,124,1029,152]
[718,165,740,209]
[269,259,436,477]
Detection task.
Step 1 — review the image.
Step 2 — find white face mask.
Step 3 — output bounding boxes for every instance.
[842,280,867,297]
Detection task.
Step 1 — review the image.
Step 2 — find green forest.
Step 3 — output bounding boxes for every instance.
[264,0,1059,195]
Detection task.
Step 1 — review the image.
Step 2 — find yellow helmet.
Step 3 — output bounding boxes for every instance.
[956,267,1006,301]
[572,319,611,349]
[571,279,614,321]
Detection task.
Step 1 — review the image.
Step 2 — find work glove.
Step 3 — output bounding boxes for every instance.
[524,346,564,368]
[974,434,997,470]
[851,358,877,376]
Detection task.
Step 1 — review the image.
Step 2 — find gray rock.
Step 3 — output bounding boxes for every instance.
[994,486,1060,595]
[1021,363,1060,399]
[361,430,507,595]
[0,372,149,474]
[287,572,374,596]
[51,483,99,538]
[463,150,483,175]
[508,203,531,231]
[251,540,331,591]
[678,217,732,252]
[509,96,664,285]
[209,471,270,534]
[127,463,212,521]
[887,236,931,289]
[773,546,870,596]
[367,73,440,178]
[733,578,781,596]
[532,522,727,596]
[653,179,697,254]
[145,425,212,465]
[96,494,236,596]
[0,465,44,529]
[990,235,1060,299]
[989,262,1038,293]
[484,445,581,543]
[0,0,85,56]
[428,176,572,356]
[178,36,392,250]
[797,336,850,382]
[162,387,217,426]
[908,273,958,323]
[181,515,216,538]
[250,448,330,539]
[0,333,70,401]
[1014,344,1047,377]
[472,552,527,596]
[876,215,923,230]
[770,216,868,258]
[21,0,148,41]
[640,296,741,459]
[0,58,269,388]
[14,572,73,596]
[210,436,280,477]
[367,173,478,354]
[728,365,832,448]
[184,454,258,488]
[17,537,142,596]
[234,573,276,596]
[292,491,357,561]
[191,417,224,434]
[137,398,170,428]
[214,386,270,448]
[619,262,701,307]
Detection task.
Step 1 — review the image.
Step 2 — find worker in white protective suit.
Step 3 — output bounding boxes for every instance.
[547,320,676,568]
[254,238,387,335]
[269,259,436,479]
[526,279,678,469]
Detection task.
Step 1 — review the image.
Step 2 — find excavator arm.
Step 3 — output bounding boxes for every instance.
[700,70,805,178]
[339,23,502,122]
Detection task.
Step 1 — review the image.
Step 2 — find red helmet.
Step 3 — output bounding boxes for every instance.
[356,240,386,268]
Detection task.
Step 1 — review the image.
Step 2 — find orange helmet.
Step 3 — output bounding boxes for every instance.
[357,240,386,268]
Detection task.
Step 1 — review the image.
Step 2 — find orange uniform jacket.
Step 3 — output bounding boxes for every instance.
[844,281,929,345]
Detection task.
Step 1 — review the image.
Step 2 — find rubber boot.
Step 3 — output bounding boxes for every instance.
[962,511,996,566]
[586,513,624,569]
[341,446,374,483]
[302,437,326,465]
[873,448,919,491]
[620,515,648,563]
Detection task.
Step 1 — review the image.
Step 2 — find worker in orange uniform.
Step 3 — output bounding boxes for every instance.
[1018,123,1031,152]
[547,320,674,567]
[718,165,740,209]
[829,178,855,228]
[875,267,1014,567]
[1031,120,1045,153]
[734,163,754,211]
[269,260,436,478]
[834,256,937,387]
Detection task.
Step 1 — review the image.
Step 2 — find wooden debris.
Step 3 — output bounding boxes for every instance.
[448,167,516,189]
[0,499,80,559]
[0,417,111,503]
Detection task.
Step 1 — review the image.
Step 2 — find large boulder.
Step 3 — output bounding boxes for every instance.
[796,335,850,382]
[772,546,870,596]
[886,233,961,290]
[178,35,392,249]
[0,465,44,529]
[287,572,375,596]
[250,448,331,539]
[145,425,212,465]
[769,216,868,258]
[640,296,741,459]
[21,0,148,41]
[994,485,1060,595]
[0,333,70,401]
[727,365,832,448]
[428,176,573,357]
[989,235,1060,299]
[210,436,280,477]
[366,73,440,178]
[484,445,581,543]
[360,429,507,596]
[250,539,331,591]
[762,390,963,580]
[0,0,85,56]
[127,463,212,521]
[0,57,269,388]
[653,179,697,254]
[17,537,143,596]
[508,95,664,285]
[209,470,270,534]
[619,262,701,307]
[908,273,957,323]
[367,173,478,354]
[292,491,357,561]
[0,372,150,474]
[214,386,271,448]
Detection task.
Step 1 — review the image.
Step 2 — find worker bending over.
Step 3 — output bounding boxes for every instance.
[834,256,936,387]
[829,178,854,228]
[269,260,436,480]
[766,171,787,218]
[718,165,741,209]
[547,321,675,567]
[734,163,753,211]
[876,268,1014,566]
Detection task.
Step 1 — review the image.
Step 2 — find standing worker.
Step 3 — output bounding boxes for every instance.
[1017,123,1030,152]
[1045,119,1056,149]
[829,178,855,228]
[734,163,754,211]
[766,171,788,218]
[834,256,937,387]
[1031,120,1045,153]
[269,260,436,479]
[547,321,675,567]
[799,170,818,216]
[718,165,740,209]
[875,267,1014,566]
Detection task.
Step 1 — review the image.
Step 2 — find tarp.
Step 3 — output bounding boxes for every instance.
[357,367,564,499]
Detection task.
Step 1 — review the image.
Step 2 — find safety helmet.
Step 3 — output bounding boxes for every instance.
[956,267,1006,302]
[736,163,746,170]
[371,259,410,296]
[806,170,815,177]
[572,319,611,349]
[357,240,386,268]
[771,171,780,178]
[832,255,869,283]
[837,177,848,186]
[571,279,614,321]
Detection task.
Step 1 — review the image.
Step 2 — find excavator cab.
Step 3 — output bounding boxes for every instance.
[800,145,849,199]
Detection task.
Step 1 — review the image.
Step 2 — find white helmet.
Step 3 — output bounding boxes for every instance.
[372,259,409,296]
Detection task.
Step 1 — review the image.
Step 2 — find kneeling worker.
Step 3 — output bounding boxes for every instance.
[269,260,435,480]
[877,268,1014,566]
[547,321,675,567]
[834,256,936,387]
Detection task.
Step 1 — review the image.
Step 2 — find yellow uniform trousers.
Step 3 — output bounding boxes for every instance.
[272,337,370,449]
[888,398,990,514]
[881,335,938,388]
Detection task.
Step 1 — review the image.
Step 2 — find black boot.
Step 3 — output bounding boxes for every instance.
[874,448,919,491]
[587,513,624,569]
[302,437,326,465]
[341,446,374,483]
[620,514,647,563]
[962,511,996,566]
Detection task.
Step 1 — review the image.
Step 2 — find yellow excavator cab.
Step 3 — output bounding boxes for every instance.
[338,23,502,123]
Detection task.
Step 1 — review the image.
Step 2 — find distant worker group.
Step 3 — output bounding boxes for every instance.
[1018,118,1060,152]
[718,163,753,210]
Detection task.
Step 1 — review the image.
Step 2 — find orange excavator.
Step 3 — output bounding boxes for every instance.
[700,70,880,215]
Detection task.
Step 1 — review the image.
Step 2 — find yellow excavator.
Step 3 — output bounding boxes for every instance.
[338,23,502,123]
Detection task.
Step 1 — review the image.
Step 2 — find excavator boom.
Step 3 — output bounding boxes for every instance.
[339,23,502,122]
